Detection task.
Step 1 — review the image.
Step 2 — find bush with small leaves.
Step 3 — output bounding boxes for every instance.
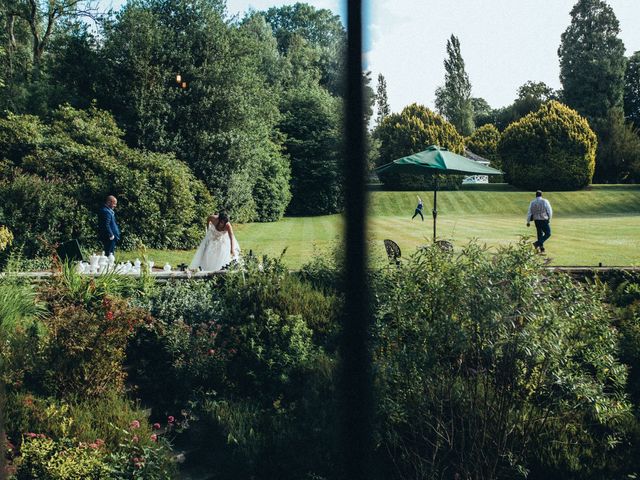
[373,240,631,479]
[498,101,597,190]
[375,103,465,190]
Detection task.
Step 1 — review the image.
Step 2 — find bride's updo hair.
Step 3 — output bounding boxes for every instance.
[218,211,229,224]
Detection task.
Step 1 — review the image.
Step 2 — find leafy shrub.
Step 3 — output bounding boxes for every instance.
[0,277,47,393]
[195,256,340,479]
[0,225,12,252]
[0,174,94,259]
[280,86,343,215]
[14,436,110,480]
[465,123,503,182]
[375,103,465,190]
[498,101,597,190]
[7,395,176,480]
[373,240,631,479]
[592,110,640,183]
[27,269,150,399]
[0,106,214,256]
[252,145,292,221]
[127,280,229,411]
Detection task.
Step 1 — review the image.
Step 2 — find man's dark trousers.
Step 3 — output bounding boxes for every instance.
[412,208,424,220]
[534,219,551,249]
[102,238,117,256]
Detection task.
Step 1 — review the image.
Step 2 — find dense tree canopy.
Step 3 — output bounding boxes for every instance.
[434,35,474,136]
[558,0,626,121]
[624,51,640,130]
[0,105,214,255]
[466,124,500,165]
[499,101,597,190]
[375,103,465,189]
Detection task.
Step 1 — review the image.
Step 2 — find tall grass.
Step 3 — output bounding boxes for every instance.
[0,278,46,338]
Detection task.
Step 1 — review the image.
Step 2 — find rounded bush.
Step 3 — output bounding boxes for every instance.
[0,106,214,256]
[466,123,503,182]
[375,104,465,190]
[498,101,596,190]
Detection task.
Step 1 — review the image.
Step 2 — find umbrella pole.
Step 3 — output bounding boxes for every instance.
[432,175,438,242]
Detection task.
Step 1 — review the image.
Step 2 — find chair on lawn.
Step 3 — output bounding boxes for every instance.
[435,239,453,253]
[384,239,401,266]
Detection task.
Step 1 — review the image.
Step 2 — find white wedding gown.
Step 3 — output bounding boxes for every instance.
[189,224,241,271]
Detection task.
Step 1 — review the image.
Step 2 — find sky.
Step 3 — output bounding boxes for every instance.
[103,0,640,113]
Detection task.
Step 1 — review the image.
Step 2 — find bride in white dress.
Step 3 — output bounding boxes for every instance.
[189,211,241,271]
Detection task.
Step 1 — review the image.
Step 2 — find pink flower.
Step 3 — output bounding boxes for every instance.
[132,435,139,443]
[25,432,37,438]
[152,423,161,430]
[130,420,140,430]
[150,434,158,442]
[167,416,175,424]
[95,439,105,447]
[105,311,114,321]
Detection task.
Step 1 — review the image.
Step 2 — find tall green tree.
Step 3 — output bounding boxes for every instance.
[279,85,342,215]
[471,97,493,127]
[434,34,474,136]
[96,0,286,222]
[558,0,626,120]
[262,2,345,97]
[375,72,390,126]
[261,3,348,215]
[559,1,628,183]
[0,0,98,114]
[624,51,640,130]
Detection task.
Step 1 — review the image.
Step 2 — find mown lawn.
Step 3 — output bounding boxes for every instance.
[120,185,640,268]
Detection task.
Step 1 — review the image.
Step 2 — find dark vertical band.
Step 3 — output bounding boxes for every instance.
[342,0,373,478]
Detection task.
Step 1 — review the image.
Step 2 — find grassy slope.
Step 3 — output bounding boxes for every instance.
[120,185,640,268]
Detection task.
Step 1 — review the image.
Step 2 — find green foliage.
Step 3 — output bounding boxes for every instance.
[0,226,13,252]
[373,240,631,479]
[6,394,176,480]
[197,256,339,479]
[262,2,346,96]
[220,256,338,388]
[434,35,475,136]
[28,269,150,399]
[593,110,640,183]
[375,103,465,189]
[252,144,292,221]
[97,0,285,223]
[279,85,343,215]
[15,436,110,480]
[466,123,500,162]
[498,101,597,190]
[558,0,627,121]
[127,280,228,411]
[0,106,214,256]
[0,277,47,386]
[625,51,640,130]
[466,123,503,182]
[375,73,391,126]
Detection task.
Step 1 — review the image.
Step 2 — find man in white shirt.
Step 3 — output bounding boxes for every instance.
[526,190,553,253]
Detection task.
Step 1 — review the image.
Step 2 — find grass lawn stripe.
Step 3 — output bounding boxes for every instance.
[119,186,640,269]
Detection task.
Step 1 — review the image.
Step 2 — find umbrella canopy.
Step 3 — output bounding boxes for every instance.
[375,145,503,176]
[375,145,503,242]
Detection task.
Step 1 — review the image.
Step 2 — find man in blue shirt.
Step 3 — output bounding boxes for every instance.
[526,190,553,253]
[98,195,121,256]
